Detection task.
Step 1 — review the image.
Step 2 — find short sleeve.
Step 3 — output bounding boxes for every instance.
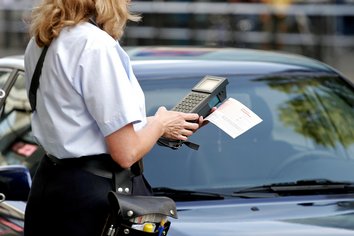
[75,43,144,136]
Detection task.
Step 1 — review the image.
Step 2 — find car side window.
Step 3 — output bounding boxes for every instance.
[0,70,12,101]
[0,71,30,138]
[0,71,32,164]
[0,70,11,88]
[5,72,30,113]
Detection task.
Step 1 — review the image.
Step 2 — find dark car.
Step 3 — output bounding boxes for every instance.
[1,47,354,235]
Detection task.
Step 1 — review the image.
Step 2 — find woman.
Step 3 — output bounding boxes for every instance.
[24,0,202,235]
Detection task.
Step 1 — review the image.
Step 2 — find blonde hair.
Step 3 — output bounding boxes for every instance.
[29,0,140,47]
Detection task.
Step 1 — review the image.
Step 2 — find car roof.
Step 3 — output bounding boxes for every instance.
[0,55,24,70]
[126,47,330,69]
[0,47,337,77]
[126,47,337,79]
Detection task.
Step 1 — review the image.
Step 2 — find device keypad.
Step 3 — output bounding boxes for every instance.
[173,92,208,112]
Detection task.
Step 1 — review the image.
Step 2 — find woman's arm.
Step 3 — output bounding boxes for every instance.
[105,106,199,168]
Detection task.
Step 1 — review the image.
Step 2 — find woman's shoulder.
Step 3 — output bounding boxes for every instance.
[59,23,117,52]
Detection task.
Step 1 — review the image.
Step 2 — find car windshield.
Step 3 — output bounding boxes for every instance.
[139,73,354,192]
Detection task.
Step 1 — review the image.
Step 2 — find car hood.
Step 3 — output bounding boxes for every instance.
[168,194,354,236]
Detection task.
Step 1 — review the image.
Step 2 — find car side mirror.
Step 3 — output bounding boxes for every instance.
[0,165,31,201]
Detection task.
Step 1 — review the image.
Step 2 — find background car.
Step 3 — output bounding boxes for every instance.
[0,47,354,235]
[0,56,44,177]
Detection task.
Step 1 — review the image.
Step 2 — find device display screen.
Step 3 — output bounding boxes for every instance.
[197,79,220,92]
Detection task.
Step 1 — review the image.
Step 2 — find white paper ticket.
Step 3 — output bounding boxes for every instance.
[205,98,263,139]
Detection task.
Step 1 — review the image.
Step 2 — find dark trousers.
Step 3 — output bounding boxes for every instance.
[24,155,151,236]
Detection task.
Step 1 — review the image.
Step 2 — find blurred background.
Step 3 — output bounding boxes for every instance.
[0,0,353,81]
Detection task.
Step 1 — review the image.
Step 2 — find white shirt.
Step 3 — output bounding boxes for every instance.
[24,22,146,158]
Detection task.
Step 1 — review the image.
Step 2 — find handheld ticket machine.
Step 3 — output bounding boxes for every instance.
[158,75,229,150]
[171,75,228,118]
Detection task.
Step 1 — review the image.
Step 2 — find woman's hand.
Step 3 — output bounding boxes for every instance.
[197,106,217,128]
[154,106,200,141]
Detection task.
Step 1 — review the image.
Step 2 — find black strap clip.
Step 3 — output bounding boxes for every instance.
[157,137,199,150]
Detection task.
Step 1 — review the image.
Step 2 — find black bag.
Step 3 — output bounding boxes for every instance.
[101,192,178,236]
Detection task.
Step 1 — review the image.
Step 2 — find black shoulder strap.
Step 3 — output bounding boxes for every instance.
[28,45,49,112]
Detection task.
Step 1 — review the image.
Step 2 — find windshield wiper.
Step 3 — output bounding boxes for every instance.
[232,179,354,198]
[153,187,224,201]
